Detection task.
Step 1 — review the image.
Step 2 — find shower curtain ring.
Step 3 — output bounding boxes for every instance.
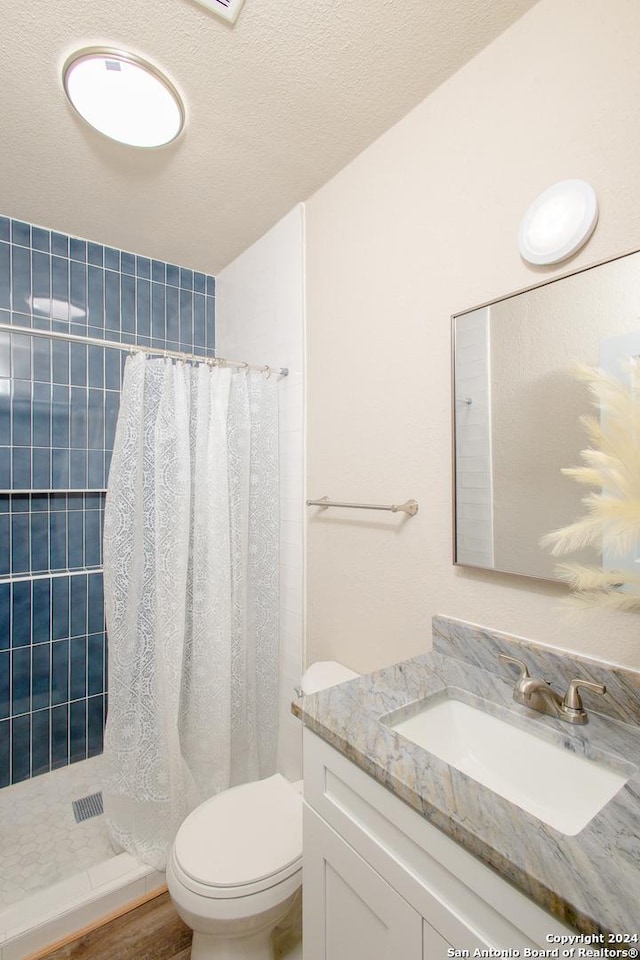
[262,365,272,380]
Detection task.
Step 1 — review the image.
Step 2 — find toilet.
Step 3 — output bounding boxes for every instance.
[166,660,359,960]
[166,773,303,960]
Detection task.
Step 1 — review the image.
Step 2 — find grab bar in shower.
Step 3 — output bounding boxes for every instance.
[306,495,419,516]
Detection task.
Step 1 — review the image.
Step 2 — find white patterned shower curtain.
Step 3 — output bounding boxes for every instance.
[101,354,279,869]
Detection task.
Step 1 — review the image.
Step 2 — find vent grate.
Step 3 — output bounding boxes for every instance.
[193,0,246,24]
[72,791,104,823]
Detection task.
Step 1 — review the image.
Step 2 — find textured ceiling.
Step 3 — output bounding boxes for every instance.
[0,0,537,273]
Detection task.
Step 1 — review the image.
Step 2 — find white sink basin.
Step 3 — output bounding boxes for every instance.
[390,696,631,835]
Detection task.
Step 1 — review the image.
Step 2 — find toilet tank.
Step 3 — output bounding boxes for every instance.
[299,661,360,695]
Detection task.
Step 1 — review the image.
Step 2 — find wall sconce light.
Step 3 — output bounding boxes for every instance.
[518,180,598,266]
[63,48,184,148]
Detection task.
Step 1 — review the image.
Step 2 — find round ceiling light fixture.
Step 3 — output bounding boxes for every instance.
[63,48,184,148]
[518,179,598,266]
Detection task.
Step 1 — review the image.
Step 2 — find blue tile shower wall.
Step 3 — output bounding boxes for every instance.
[0,215,216,786]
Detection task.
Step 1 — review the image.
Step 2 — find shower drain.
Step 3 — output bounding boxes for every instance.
[72,791,104,823]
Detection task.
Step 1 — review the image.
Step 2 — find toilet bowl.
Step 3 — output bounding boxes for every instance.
[167,661,359,959]
[167,773,302,960]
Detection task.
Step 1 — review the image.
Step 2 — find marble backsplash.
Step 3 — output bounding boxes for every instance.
[433,615,640,727]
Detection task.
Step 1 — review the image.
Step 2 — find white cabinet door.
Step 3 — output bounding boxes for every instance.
[304,805,423,960]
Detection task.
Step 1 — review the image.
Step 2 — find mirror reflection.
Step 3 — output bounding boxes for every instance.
[452,249,640,581]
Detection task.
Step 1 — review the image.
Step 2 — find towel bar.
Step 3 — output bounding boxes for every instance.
[306,496,418,516]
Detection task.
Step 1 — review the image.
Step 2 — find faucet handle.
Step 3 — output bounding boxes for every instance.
[563,678,606,713]
[498,654,530,682]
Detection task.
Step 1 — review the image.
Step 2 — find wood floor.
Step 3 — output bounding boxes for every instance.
[33,892,193,960]
[31,885,303,960]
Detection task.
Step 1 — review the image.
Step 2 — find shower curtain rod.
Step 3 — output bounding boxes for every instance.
[0,322,289,377]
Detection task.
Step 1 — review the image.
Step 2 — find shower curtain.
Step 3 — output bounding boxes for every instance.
[101,355,279,870]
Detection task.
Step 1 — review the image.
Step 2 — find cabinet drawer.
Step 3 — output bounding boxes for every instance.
[304,729,575,947]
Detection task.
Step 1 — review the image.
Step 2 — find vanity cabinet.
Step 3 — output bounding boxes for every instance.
[303,729,576,959]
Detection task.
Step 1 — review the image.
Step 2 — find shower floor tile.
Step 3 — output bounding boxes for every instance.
[0,756,116,908]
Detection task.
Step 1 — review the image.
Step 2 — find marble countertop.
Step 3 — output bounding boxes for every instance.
[295,616,640,936]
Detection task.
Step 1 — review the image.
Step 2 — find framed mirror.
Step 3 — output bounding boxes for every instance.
[452,248,640,581]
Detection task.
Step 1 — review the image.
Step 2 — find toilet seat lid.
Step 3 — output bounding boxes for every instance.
[174,774,302,890]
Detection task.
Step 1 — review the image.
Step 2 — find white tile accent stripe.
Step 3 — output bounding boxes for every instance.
[454,306,494,567]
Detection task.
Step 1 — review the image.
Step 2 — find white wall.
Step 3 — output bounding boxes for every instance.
[305,0,640,673]
[216,205,305,780]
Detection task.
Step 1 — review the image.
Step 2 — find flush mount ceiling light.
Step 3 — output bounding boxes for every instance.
[518,180,598,266]
[63,48,184,148]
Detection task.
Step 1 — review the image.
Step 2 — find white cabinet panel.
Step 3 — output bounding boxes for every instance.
[423,919,453,959]
[304,806,423,960]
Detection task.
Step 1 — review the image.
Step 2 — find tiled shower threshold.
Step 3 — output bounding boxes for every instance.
[0,756,163,960]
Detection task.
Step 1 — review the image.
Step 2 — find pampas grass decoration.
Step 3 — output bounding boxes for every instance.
[541,361,640,612]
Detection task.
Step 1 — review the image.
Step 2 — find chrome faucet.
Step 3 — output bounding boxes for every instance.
[499,654,606,725]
